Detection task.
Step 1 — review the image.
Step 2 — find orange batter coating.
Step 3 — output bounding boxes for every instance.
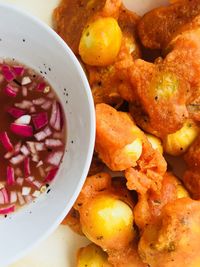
[62,207,83,235]
[138,198,200,267]
[53,0,122,54]
[86,6,140,106]
[133,173,189,230]
[183,169,200,200]
[137,0,200,50]
[184,135,200,168]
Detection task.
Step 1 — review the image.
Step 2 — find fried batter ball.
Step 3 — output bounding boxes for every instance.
[138,198,200,267]
[53,0,122,54]
[133,172,189,230]
[77,243,112,267]
[62,207,83,235]
[86,6,140,106]
[137,0,200,50]
[183,169,200,200]
[95,104,144,171]
[184,135,200,168]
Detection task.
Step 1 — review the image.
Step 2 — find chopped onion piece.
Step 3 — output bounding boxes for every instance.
[41,100,52,110]
[22,86,28,97]
[10,154,25,165]
[16,177,24,186]
[35,142,46,151]
[17,192,25,205]
[50,101,57,128]
[4,151,14,159]
[10,191,17,203]
[0,191,4,204]
[21,76,31,85]
[30,106,36,113]
[10,123,33,137]
[0,132,14,152]
[26,176,35,183]
[32,154,39,163]
[2,65,15,81]
[53,131,63,139]
[32,98,45,105]
[20,145,30,156]
[7,107,26,118]
[36,82,46,92]
[0,205,15,214]
[14,142,22,155]
[32,190,40,198]
[45,139,63,148]
[24,157,31,177]
[7,166,15,186]
[32,180,43,189]
[46,151,63,166]
[12,65,25,76]
[36,160,43,168]
[34,126,52,141]
[15,115,31,125]
[26,142,36,154]
[15,100,33,110]
[22,187,31,196]
[15,168,22,177]
[38,166,45,178]
[4,85,18,97]
[1,188,9,204]
[44,168,58,183]
[47,92,54,99]
[32,112,48,130]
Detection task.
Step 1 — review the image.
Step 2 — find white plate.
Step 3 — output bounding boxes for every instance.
[2,0,168,266]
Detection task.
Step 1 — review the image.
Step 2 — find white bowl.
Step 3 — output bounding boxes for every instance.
[0,3,95,266]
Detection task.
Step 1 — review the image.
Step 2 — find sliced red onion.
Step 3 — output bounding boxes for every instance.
[36,82,46,92]
[50,102,62,131]
[25,195,33,203]
[32,154,39,162]
[46,151,63,166]
[26,142,36,154]
[32,180,43,189]
[34,126,52,141]
[15,100,33,110]
[41,100,52,110]
[47,92,54,99]
[0,132,14,152]
[44,167,58,183]
[0,191,4,204]
[24,157,31,177]
[10,123,33,137]
[14,142,22,155]
[35,142,46,151]
[25,176,35,183]
[7,107,26,118]
[4,84,18,97]
[32,112,48,130]
[4,151,14,159]
[15,115,31,125]
[17,192,25,205]
[28,82,37,91]
[53,131,63,139]
[21,76,31,85]
[22,86,28,97]
[7,166,15,186]
[22,187,31,196]
[20,145,30,156]
[10,191,17,203]
[16,177,24,186]
[10,154,25,165]
[32,98,45,105]
[2,65,15,81]
[12,65,25,76]
[0,205,15,215]
[50,101,57,128]
[36,160,43,168]
[45,139,63,148]
[1,188,9,204]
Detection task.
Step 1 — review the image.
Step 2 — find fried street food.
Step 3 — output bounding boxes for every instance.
[184,135,200,168]
[138,0,200,50]
[133,173,189,230]
[138,198,200,267]
[53,0,122,54]
[183,169,200,200]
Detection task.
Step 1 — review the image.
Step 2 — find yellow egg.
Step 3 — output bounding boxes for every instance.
[163,120,199,156]
[81,194,134,250]
[79,17,122,66]
[123,138,143,163]
[77,243,111,267]
[146,134,163,154]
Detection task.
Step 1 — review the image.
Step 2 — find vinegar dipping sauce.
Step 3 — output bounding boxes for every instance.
[0,59,66,216]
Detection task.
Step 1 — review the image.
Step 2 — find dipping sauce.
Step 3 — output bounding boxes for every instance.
[0,60,66,215]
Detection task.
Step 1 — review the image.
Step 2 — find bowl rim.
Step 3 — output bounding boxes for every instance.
[0,2,95,266]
